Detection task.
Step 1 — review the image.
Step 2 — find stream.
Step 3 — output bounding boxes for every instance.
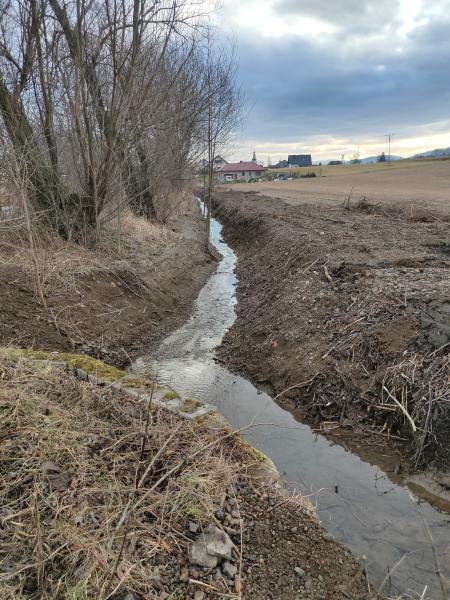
[134,211,450,599]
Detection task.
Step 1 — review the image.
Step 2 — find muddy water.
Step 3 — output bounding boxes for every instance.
[134,215,450,599]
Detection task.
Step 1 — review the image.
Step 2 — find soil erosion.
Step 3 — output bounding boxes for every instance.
[215,188,450,486]
[0,197,215,367]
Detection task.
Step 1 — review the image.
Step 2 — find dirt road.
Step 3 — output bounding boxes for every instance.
[215,189,450,480]
[224,158,450,215]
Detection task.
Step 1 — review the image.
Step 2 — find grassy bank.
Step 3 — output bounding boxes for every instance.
[0,194,214,367]
[0,351,375,600]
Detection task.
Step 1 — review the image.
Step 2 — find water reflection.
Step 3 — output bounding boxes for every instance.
[134,215,449,599]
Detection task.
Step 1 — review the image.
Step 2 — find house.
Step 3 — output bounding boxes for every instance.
[218,160,266,183]
[212,155,228,171]
[195,155,228,174]
[288,154,312,168]
[273,160,289,169]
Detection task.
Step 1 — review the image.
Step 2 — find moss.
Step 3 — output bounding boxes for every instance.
[58,353,126,381]
[0,347,126,381]
[182,502,206,520]
[180,398,203,413]
[164,390,180,400]
[252,447,269,463]
[121,375,156,390]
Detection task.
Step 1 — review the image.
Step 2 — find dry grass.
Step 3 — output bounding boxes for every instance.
[0,356,252,599]
[0,201,178,300]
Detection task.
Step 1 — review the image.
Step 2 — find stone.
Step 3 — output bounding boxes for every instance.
[224,526,238,536]
[189,525,233,568]
[294,567,306,578]
[41,460,61,474]
[193,592,205,600]
[151,575,163,590]
[189,522,199,534]
[222,561,237,579]
[179,568,189,582]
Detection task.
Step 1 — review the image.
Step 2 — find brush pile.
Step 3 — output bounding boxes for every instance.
[380,350,450,469]
[0,356,248,599]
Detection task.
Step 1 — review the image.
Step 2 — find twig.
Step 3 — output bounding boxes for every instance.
[273,375,317,401]
[382,385,417,432]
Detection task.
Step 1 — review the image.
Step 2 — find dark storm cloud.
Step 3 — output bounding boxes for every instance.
[234,10,450,144]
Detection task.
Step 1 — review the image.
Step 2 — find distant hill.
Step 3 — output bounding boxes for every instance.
[410,147,450,159]
[358,155,403,164]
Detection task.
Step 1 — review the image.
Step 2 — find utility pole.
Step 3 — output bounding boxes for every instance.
[385,134,394,164]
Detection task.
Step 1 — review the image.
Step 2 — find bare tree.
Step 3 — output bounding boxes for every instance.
[0,0,239,243]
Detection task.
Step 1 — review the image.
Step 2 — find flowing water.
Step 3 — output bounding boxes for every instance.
[134,213,450,599]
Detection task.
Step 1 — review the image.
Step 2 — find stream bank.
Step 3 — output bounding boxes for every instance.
[214,189,450,489]
[134,204,450,599]
[0,196,215,367]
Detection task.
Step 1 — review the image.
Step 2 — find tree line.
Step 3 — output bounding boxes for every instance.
[0,0,240,243]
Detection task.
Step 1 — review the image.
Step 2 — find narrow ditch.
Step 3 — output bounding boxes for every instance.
[134,209,450,599]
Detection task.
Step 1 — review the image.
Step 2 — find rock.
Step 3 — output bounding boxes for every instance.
[291,527,298,534]
[189,522,199,534]
[179,568,189,582]
[189,525,233,568]
[193,592,205,600]
[294,567,306,578]
[41,461,61,474]
[222,561,237,578]
[151,575,163,590]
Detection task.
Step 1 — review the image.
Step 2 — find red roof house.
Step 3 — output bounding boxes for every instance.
[218,160,266,183]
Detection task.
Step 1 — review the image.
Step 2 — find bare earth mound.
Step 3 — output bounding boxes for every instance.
[215,190,450,480]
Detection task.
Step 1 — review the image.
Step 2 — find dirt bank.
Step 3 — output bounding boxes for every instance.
[0,196,214,366]
[0,352,372,600]
[215,190,450,479]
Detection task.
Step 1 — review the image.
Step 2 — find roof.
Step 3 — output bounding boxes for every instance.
[219,161,266,173]
[288,154,312,165]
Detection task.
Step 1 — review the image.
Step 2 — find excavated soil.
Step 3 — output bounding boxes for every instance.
[0,198,215,367]
[215,189,450,473]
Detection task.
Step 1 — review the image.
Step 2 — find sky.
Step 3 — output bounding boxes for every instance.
[214,0,450,163]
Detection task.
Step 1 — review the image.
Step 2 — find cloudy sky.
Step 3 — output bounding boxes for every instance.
[214,0,450,163]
